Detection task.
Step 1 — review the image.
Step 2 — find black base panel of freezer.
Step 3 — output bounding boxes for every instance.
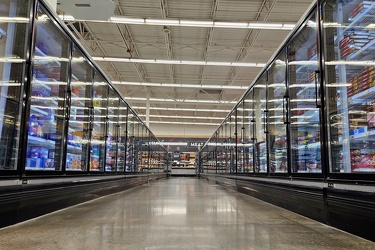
[0,174,166,228]
[201,174,375,242]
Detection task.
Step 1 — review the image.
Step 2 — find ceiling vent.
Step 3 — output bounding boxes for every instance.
[57,0,115,21]
[75,4,91,7]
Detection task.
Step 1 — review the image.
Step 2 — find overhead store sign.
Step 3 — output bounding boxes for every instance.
[187,142,205,148]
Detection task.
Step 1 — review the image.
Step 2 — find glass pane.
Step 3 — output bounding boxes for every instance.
[218,126,225,173]
[268,51,288,173]
[116,101,127,172]
[67,47,92,172]
[254,74,267,173]
[126,111,135,172]
[323,0,375,173]
[106,88,118,172]
[87,73,106,172]
[244,90,255,173]
[26,6,69,171]
[223,117,233,174]
[0,0,29,170]
[133,117,141,173]
[236,106,245,173]
[140,126,149,173]
[288,13,321,173]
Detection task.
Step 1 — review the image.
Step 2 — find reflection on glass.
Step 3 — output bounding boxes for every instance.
[268,52,288,173]
[244,90,255,173]
[288,13,321,173]
[117,102,127,172]
[236,106,245,173]
[106,89,118,172]
[254,74,267,173]
[324,0,375,173]
[138,124,147,172]
[126,112,136,172]
[26,6,69,171]
[67,47,92,171]
[0,1,29,170]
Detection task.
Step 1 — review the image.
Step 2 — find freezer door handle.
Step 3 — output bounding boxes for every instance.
[315,70,321,108]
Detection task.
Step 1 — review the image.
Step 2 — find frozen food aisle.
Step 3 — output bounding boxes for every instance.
[0,178,373,250]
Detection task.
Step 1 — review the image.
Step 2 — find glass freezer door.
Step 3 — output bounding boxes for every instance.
[26,6,70,171]
[126,111,135,172]
[0,1,29,170]
[88,73,107,172]
[323,0,375,173]
[117,101,127,172]
[288,13,322,173]
[254,74,267,173]
[236,106,245,173]
[67,46,93,172]
[268,51,288,173]
[244,90,255,173]
[106,88,118,172]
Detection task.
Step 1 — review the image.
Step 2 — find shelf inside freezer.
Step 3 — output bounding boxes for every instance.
[348,85,375,104]
[297,142,320,150]
[342,2,375,33]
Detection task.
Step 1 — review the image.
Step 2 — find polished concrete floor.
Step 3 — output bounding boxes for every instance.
[0,178,374,250]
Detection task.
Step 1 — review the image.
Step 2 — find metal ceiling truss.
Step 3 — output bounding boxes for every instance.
[226,0,278,85]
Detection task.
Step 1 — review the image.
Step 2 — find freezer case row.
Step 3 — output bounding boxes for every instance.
[200,0,375,177]
[0,0,168,174]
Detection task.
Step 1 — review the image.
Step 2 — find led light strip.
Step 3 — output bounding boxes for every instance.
[138,114,224,120]
[133,106,231,112]
[149,121,220,126]
[112,81,248,90]
[93,57,265,67]
[127,97,237,104]
[58,15,295,30]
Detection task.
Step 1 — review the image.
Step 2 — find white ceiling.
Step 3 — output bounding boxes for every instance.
[57,0,314,138]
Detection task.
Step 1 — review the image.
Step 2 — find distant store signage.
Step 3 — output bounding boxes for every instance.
[187,142,205,148]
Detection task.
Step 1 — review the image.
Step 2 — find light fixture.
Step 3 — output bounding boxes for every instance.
[112,81,248,90]
[0,57,25,63]
[59,15,295,30]
[126,97,237,104]
[325,60,375,66]
[0,17,29,23]
[149,121,220,126]
[108,16,295,30]
[92,57,265,67]
[133,106,231,112]
[138,114,224,120]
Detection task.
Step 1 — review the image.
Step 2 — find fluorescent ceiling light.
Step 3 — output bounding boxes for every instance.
[0,81,21,86]
[93,57,265,67]
[133,106,231,112]
[94,16,295,30]
[325,60,375,66]
[0,57,25,63]
[0,17,29,23]
[149,121,220,126]
[138,114,224,120]
[33,80,67,86]
[127,97,237,104]
[290,99,316,102]
[34,56,69,62]
[288,60,318,66]
[60,15,295,30]
[327,83,351,87]
[112,81,248,90]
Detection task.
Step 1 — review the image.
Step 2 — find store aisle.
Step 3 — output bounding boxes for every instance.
[0,178,373,250]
